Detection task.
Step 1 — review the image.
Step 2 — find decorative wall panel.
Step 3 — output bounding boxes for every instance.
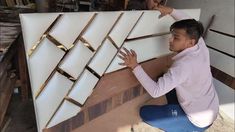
[19,9,200,132]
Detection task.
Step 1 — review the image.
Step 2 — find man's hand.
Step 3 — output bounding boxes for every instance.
[153,4,173,17]
[118,48,139,70]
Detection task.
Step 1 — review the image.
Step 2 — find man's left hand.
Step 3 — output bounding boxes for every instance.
[118,48,139,70]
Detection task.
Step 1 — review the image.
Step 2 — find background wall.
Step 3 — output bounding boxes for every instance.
[167,0,235,120]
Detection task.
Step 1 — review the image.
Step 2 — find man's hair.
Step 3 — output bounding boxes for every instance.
[170,19,204,44]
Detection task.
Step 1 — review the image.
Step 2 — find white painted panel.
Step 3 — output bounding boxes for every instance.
[128,9,200,39]
[88,39,117,76]
[49,13,95,49]
[209,48,235,77]
[82,12,121,50]
[19,13,59,54]
[213,78,234,120]
[206,31,235,56]
[106,34,171,73]
[36,72,73,131]
[59,41,94,79]
[29,38,65,97]
[210,3,235,36]
[68,69,99,104]
[105,55,125,73]
[47,100,81,128]
[108,11,143,47]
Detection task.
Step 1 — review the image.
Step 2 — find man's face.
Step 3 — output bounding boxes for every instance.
[169,28,194,53]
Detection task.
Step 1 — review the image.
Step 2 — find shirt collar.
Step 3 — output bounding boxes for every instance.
[172,44,199,61]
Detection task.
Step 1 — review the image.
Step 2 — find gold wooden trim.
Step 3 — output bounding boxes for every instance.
[65,97,83,107]
[35,70,57,99]
[125,32,170,42]
[44,13,100,128]
[28,35,46,56]
[46,34,68,52]
[103,12,144,75]
[57,68,76,82]
[28,14,63,57]
[80,37,95,52]
[72,13,98,46]
[85,65,101,79]
[45,98,66,128]
[107,35,119,49]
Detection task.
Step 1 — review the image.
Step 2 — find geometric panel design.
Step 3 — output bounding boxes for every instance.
[47,100,82,128]
[29,38,65,97]
[19,9,201,132]
[35,72,73,131]
[49,13,95,49]
[108,11,143,47]
[88,39,117,76]
[59,40,94,79]
[106,34,171,73]
[19,13,60,54]
[127,9,200,39]
[81,12,121,50]
[68,69,99,104]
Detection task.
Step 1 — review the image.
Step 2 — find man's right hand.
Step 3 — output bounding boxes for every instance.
[153,4,173,17]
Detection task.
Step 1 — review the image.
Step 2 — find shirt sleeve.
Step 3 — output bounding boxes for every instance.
[132,63,189,98]
[170,9,192,21]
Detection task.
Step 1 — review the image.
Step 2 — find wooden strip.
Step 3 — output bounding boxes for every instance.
[211,66,235,90]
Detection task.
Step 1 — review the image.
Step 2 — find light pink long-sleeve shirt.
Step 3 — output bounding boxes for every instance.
[132,9,219,128]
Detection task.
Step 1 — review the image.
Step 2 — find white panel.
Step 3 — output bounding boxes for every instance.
[47,100,81,128]
[88,39,117,76]
[82,12,121,50]
[19,13,59,54]
[128,9,200,39]
[206,31,235,56]
[108,11,143,47]
[49,13,95,49]
[179,9,201,21]
[68,69,99,104]
[59,41,94,79]
[209,48,235,77]
[210,3,235,36]
[213,78,234,120]
[106,34,171,73]
[29,38,65,97]
[36,72,73,131]
[105,55,125,73]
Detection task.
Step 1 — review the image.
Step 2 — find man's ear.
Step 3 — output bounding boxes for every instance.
[189,39,196,46]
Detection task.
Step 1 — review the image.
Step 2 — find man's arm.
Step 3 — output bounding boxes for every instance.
[132,63,188,98]
[153,4,191,21]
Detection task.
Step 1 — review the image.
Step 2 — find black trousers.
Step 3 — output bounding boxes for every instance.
[166,89,179,104]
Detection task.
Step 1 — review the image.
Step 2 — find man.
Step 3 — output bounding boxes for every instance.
[118,3,219,132]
